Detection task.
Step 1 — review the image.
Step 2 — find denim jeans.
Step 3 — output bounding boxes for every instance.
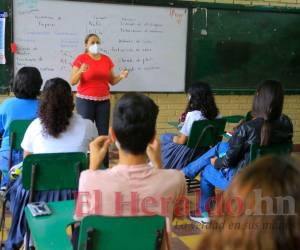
[181,142,238,213]
[0,149,23,187]
[182,142,229,179]
[200,164,237,213]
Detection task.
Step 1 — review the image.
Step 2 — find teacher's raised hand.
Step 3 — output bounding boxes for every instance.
[110,68,129,85]
[119,68,129,79]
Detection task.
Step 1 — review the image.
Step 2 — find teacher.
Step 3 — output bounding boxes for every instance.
[70,33,128,165]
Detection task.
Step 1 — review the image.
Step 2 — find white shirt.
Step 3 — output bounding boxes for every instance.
[180,110,206,136]
[21,113,98,153]
[180,110,222,136]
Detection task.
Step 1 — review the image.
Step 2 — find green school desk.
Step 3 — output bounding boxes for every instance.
[25,200,75,250]
[167,121,179,129]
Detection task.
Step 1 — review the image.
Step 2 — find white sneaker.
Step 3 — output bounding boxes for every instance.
[189,211,210,224]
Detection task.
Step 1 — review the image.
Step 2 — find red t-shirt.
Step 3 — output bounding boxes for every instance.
[72,53,114,100]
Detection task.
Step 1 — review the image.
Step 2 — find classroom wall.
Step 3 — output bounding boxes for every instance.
[0,93,299,144]
[0,0,299,143]
[112,0,300,143]
[142,0,300,144]
[189,0,300,144]
[118,0,299,144]
[192,0,300,7]
[109,94,300,144]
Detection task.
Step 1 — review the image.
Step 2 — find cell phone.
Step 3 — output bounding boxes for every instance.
[27,202,52,217]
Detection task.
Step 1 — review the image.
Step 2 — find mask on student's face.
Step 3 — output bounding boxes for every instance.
[187,94,191,101]
[88,44,99,54]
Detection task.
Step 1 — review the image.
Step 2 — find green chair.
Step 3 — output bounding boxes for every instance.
[245,111,253,122]
[223,115,245,124]
[8,119,33,169]
[185,118,227,193]
[0,120,33,244]
[250,143,293,162]
[186,118,227,150]
[23,152,88,249]
[23,152,88,200]
[223,112,253,140]
[77,215,166,250]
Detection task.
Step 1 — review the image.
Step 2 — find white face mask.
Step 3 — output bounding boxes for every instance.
[88,44,99,54]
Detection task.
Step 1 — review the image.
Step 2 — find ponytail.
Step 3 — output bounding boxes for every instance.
[260,119,271,146]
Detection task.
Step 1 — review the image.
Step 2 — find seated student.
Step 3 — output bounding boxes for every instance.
[74,93,186,248]
[182,80,293,223]
[197,155,300,250]
[0,67,42,192]
[6,78,98,250]
[160,82,220,169]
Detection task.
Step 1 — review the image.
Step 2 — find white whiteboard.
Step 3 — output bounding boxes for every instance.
[13,0,188,92]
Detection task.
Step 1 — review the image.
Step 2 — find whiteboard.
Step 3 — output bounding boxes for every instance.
[13,0,188,92]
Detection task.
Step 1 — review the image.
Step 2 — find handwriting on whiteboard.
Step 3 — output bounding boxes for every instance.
[169,8,187,24]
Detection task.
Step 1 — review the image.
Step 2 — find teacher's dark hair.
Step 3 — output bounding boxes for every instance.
[84,33,99,44]
[185,82,219,120]
[113,93,159,155]
[252,80,284,146]
[39,78,74,138]
[84,33,99,52]
[13,67,42,99]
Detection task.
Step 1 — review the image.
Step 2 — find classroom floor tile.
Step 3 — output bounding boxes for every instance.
[170,237,190,250]
[176,235,201,249]
[0,200,10,243]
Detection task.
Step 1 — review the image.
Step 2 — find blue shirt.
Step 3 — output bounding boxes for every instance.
[0,97,39,151]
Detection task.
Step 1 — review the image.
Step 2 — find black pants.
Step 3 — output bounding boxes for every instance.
[76,97,110,167]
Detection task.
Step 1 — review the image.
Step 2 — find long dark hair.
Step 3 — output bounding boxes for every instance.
[184,82,219,120]
[252,80,284,146]
[39,78,74,138]
[197,155,300,250]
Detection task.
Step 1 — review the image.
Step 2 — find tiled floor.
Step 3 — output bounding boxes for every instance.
[0,200,11,246]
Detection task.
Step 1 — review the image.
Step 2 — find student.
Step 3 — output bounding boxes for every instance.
[6,78,98,249]
[197,155,300,250]
[74,93,186,248]
[182,80,293,223]
[71,33,129,167]
[21,78,98,156]
[160,82,220,169]
[0,67,42,192]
